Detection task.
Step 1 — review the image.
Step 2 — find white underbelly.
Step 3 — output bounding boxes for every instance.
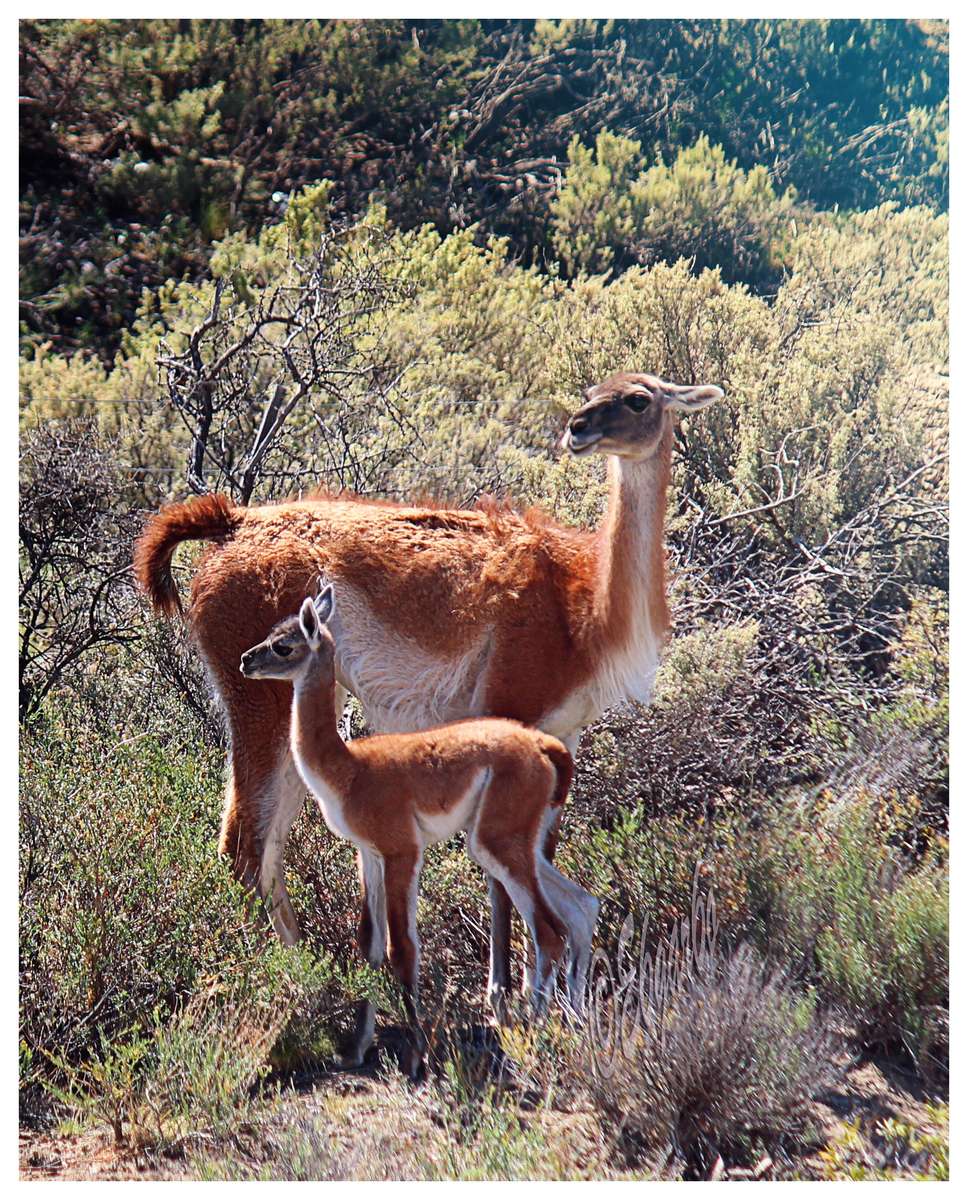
[414,767,489,848]
[323,577,661,743]
[542,640,661,739]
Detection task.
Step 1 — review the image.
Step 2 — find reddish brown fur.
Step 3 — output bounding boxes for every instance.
[133,446,665,858]
[289,651,570,861]
[264,623,580,1048]
[133,492,238,616]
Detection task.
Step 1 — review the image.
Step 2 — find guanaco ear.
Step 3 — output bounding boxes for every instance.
[663,382,724,413]
[313,582,335,626]
[299,597,321,645]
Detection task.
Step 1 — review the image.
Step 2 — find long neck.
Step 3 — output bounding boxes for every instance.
[291,657,353,787]
[595,424,672,649]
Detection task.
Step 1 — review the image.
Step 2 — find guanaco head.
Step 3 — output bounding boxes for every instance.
[240,583,336,681]
[562,372,723,461]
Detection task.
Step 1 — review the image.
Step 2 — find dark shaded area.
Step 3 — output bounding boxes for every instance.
[20,18,948,358]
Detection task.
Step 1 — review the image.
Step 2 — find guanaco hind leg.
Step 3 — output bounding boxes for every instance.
[207,647,306,941]
[258,683,349,946]
[491,733,578,1017]
[467,815,567,1015]
[215,696,305,943]
[258,754,309,945]
[536,859,599,1015]
[534,802,598,1014]
[487,881,513,1021]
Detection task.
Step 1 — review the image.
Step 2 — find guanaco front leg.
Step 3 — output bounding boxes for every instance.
[384,848,426,1077]
[345,848,387,1068]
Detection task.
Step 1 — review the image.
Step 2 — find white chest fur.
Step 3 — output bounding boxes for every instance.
[325,581,491,733]
[293,749,359,845]
[541,634,660,740]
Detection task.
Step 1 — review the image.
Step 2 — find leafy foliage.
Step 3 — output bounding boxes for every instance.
[20,18,947,356]
[552,132,795,288]
[18,17,947,1179]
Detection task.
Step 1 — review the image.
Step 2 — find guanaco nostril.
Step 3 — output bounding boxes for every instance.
[570,416,589,434]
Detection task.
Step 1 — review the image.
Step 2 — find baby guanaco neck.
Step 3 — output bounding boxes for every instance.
[291,650,355,790]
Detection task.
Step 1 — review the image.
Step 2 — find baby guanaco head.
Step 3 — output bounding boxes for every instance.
[562,372,723,462]
[240,583,336,682]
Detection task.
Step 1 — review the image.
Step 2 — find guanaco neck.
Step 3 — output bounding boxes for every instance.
[594,422,672,651]
[291,656,355,791]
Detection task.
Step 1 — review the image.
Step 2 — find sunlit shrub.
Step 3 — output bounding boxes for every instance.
[552,132,796,288]
[585,940,841,1174]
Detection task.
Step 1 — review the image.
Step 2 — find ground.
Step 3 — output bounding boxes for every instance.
[19,1046,946,1182]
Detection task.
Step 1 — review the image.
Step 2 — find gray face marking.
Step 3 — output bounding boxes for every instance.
[239,615,311,680]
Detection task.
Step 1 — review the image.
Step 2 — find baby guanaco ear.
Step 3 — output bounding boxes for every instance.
[299,596,321,646]
[314,582,335,626]
[662,382,724,412]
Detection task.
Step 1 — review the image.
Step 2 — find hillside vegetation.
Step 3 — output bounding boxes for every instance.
[20,18,947,1181]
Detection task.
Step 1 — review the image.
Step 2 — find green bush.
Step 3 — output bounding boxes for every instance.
[20,724,242,1057]
[552,132,796,288]
[753,785,948,1067]
[20,20,947,356]
[18,712,362,1123]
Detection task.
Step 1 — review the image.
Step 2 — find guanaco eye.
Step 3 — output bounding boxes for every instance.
[625,393,651,413]
[272,643,292,658]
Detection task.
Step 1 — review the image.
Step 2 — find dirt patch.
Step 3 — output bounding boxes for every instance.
[796,1053,947,1180]
[19,1128,193,1181]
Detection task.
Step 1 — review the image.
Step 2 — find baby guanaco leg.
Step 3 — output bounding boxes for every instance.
[345,848,387,1068]
[536,857,599,1016]
[384,848,426,1076]
[468,790,567,1017]
[487,882,513,1024]
[533,806,599,1015]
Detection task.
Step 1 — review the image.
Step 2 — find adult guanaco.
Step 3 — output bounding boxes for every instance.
[134,373,723,1012]
[239,583,599,1068]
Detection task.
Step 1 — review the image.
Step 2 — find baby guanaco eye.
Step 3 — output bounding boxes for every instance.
[273,643,293,657]
[625,393,650,413]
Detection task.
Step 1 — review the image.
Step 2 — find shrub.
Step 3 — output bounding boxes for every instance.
[586,941,842,1175]
[552,133,795,288]
[19,714,361,1123]
[20,723,240,1120]
[20,20,947,357]
[752,783,948,1068]
[18,421,141,722]
[45,978,286,1153]
[549,130,646,277]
